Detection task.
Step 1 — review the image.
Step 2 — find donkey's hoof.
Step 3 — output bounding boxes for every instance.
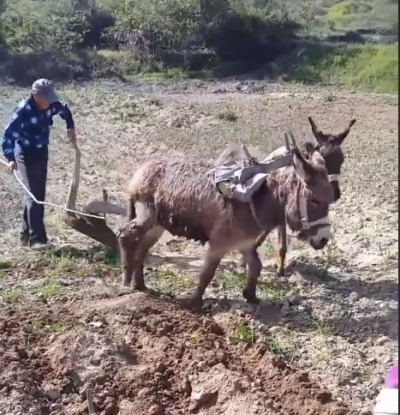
[242,287,260,305]
[276,268,285,277]
[133,283,147,291]
[182,296,203,313]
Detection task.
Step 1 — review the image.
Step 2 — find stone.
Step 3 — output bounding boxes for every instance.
[45,387,61,401]
[138,387,150,398]
[148,404,164,415]
[104,401,118,415]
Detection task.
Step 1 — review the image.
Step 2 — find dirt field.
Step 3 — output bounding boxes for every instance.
[0,80,398,415]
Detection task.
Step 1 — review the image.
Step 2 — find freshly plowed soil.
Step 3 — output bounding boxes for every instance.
[0,292,362,415]
[1,80,396,415]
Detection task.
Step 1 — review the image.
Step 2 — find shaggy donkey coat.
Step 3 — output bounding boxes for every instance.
[118,148,334,310]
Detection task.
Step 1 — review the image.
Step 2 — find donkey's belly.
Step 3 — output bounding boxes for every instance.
[156,208,210,245]
[162,222,209,245]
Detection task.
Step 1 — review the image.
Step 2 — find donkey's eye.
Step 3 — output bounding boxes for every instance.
[312,199,321,206]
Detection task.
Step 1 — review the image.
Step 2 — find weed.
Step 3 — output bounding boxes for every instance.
[148,267,195,294]
[0,259,13,270]
[190,330,203,344]
[42,321,64,334]
[325,93,336,102]
[24,319,64,342]
[30,282,64,299]
[257,283,287,301]
[0,259,13,278]
[229,323,255,345]
[218,270,246,292]
[264,241,276,258]
[265,337,296,363]
[1,288,24,303]
[377,244,398,265]
[311,318,332,336]
[218,107,238,122]
[309,335,333,369]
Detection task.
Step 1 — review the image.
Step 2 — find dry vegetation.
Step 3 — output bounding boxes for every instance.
[0,79,398,415]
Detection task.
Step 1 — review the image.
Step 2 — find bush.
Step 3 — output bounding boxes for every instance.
[205,11,299,64]
[285,42,398,93]
[0,0,397,90]
[0,0,300,83]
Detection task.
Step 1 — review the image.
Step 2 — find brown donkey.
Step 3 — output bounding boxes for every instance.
[118,147,334,310]
[225,116,356,275]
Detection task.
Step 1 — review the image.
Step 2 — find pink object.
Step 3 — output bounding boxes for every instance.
[374,365,398,415]
[385,366,398,389]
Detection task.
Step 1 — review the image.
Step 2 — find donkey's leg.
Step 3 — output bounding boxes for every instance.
[276,224,287,277]
[119,237,136,288]
[188,247,221,311]
[238,253,247,271]
[132,226,165,290]
[242,246,262,304]
[239,231,268,271]
[118,201,155,288]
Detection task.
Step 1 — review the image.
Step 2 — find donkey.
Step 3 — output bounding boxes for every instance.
[117,146,334,310]
[218,117,356,275]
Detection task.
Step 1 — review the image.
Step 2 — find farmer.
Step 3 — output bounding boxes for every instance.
[1,79,76,249]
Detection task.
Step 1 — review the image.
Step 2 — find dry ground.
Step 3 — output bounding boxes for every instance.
[0,79,398,415]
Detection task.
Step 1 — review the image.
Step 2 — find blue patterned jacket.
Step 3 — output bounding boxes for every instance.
[1,96,74,162]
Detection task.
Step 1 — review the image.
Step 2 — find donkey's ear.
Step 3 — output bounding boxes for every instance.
[308,116,324,140]
[292,148,315,181]
[336,119,356,144]
[304,141,316,156]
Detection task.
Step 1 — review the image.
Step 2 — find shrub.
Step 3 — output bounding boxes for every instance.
[285,42,398,93]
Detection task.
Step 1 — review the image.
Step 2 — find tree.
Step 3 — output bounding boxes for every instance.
[299,0,316,36]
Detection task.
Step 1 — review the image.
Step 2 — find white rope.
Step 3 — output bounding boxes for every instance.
[0,157,105,220]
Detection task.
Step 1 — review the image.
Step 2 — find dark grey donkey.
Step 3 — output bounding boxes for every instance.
[118,138,334,311]
[216,116,356,275]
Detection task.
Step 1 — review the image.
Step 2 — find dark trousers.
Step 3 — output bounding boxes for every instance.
[15,145,49,244]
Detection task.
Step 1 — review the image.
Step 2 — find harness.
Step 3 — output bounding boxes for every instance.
[210,136,330,235]
[298,193,330,231]
[328,174,340,182]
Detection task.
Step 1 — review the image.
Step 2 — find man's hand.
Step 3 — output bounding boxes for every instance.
[67,128,77,145]
[7,161,17,173]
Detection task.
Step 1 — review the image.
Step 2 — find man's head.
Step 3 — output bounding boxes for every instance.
[32,79,59,110]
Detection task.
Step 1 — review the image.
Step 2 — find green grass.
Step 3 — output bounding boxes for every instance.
[147,267,196,294]
[105,42,398,93]
[0,259,13,278]
[289,43,398,93]
[322,0,373,28]
[317,0,398,32]
[1,288,24,303]
[97,50,211,81]
[229,323,255,345]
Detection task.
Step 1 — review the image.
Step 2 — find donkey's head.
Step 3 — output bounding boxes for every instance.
[282,148,334,250]
[305,116,356,201]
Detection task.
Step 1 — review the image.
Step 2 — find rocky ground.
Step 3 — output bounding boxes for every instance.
[0,79,398,415]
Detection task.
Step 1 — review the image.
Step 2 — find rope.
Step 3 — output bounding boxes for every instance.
[0,157,105,220]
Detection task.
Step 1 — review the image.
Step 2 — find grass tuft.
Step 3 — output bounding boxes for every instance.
[229,323,255,345]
